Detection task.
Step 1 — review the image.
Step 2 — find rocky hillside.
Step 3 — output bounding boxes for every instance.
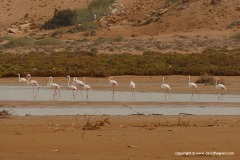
[0,0,240,54]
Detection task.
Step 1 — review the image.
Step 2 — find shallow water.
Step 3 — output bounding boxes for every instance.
[0,85,239,102]
[2,106,240,116]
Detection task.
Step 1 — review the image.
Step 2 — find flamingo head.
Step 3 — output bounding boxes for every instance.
[73,77,77,81]
[17,73,20,76]
[67,75,70,78]
[26,74,31,77]
[109,76,113,80]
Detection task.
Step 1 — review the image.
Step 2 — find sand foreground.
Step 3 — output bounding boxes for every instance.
[0,115,239,160]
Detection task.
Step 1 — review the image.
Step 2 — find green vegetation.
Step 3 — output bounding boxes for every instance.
[35,37,63,46]
[95,36,124,44]
[3,37,35,48]
[0,49,240,77]
[42,0,115,29]
[232,32,240,41]
[51,28,67,37]
[0,37,62,48]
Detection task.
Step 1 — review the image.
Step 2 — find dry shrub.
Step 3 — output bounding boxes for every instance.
[82,117,111,130]
[0,109,13,119]
[195,73,215,85]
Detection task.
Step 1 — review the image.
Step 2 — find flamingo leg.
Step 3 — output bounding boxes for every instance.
[165,90,167,101]
[86,89,89,100]
[191,88,194,100]
[75,90,78,100]
[58,89,61,100]
[81,89,83,100]
[112,85,115,101]
[35,86,40,100]
[167,90,170,100]
[72,90,75,100]
[32,86,35,101]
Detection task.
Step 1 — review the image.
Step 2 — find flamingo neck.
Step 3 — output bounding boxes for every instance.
[83,77,86,85]
[215,79,218,88]
[162,77,164,86]
[18,74,21,80]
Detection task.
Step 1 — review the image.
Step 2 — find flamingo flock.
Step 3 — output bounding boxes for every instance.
[16,74,229,101]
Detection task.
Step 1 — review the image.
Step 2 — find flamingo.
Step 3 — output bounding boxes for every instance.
[130,80,136,101]
[215,77,227,100]
[26,74,40,100]
[161,77,171,101]
[47,76,60,100]
[17,74,28,89]
[82,77,92,100]
[188,75,199,100]
[109,76,118,101]
[67,75,78,100]
[73,77,85,99]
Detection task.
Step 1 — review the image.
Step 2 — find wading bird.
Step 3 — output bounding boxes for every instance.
[82,77,91,100]
[109,76,118,101]
[17,74,28,89]
[188,75,199,100]
[73,77,85,99]
[130,80,136,101]
[26,74,40,100]
[215,77,227,100]
[161,77,171,101]
[47,76,60,100]
[67,75,78,100]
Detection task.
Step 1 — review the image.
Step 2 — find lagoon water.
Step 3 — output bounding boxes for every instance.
[0,85,239,102]
[1,85,240,116]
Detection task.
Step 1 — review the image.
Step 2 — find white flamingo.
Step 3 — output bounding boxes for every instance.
[67,75,78,100]
[188,75,199,100]
[161,77,171,101]
[17,74,28,89]
[109,76,118,101]
[47,76,60,100]
[82,77,92,100]
[130,80,136,101]
[26,74,40,100]
[73,77,85,99]
[215,77,227,100]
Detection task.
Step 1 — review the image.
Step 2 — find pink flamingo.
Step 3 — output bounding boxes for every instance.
[215,77,227,100]
[188,75,199,100]
[161,77,171,101]
[109,76,118,101]
[47,76,60,100]
[26,74,40,100]
[130,80,136,101]
[67,75,78,100]
[82,77,92,100]
[73,77,85,99]
[17,74,28,89]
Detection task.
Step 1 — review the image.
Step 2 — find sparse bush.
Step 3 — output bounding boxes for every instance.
[95,36,124,44]
[36,37,62,46]
[232,32,240,41]
[227,20,240,29]
[42,0,115,29]
[74,22,97,32]
[195,73,215,85]
[51,28,67,37]
[43,9,78,29]
[3,37,35,48]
